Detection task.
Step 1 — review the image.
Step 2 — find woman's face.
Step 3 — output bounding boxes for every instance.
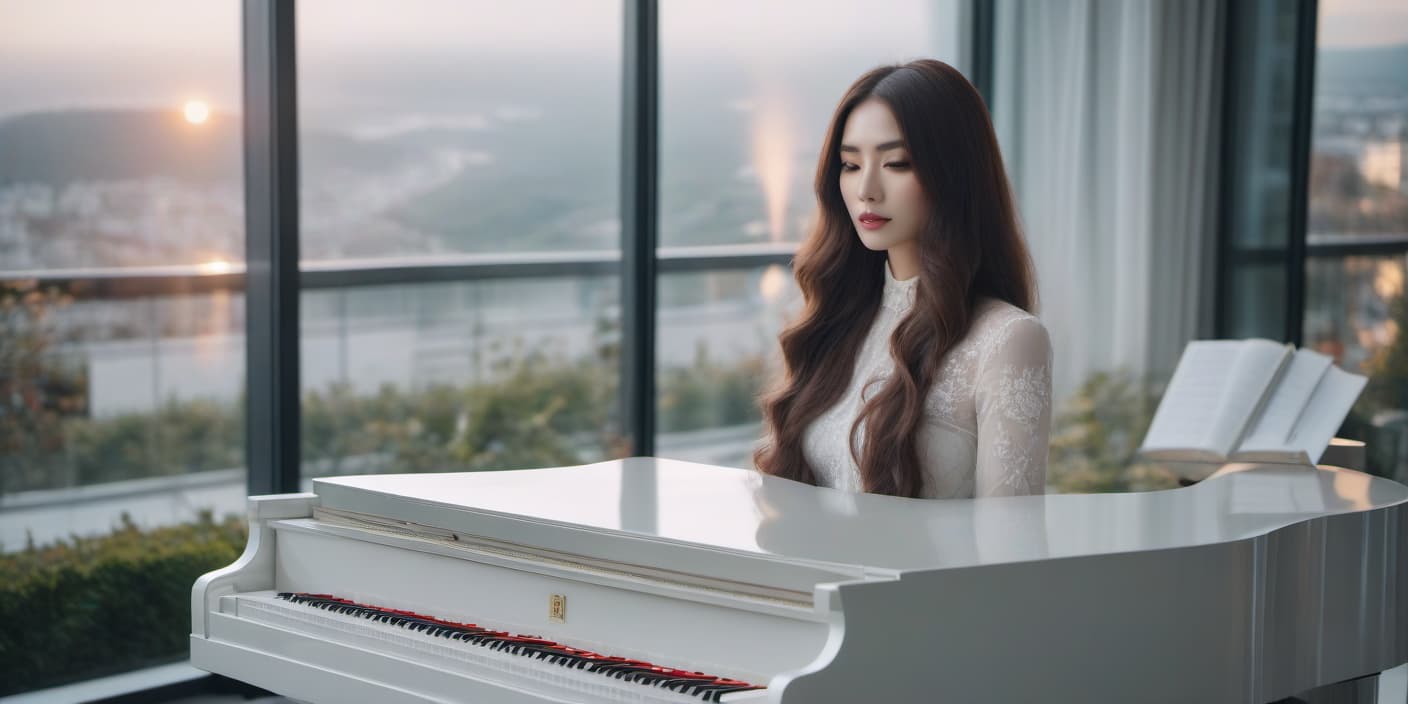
[838,99,927,273]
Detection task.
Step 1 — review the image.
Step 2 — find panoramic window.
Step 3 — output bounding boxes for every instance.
[297,0,625,480]
[0,1,246,694]
[1306,0,1408,477]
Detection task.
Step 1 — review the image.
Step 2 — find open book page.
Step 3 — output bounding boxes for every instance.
[1140,339,1290,460]
[1288,366,1368,465]
[1235,349,1333,456]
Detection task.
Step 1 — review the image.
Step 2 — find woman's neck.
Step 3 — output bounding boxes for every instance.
[887,244,920,280]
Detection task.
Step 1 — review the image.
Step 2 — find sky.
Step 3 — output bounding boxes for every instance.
[1319,0,1408,48]
[0,0,1403,120]
[0,0,946,55]
[0,0,945,117]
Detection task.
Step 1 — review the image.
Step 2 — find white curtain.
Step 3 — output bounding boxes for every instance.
[992,0,1224,400]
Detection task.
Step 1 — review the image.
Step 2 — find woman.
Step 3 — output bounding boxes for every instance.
[755,59,1051,499]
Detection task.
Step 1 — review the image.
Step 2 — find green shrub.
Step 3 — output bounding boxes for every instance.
[449,352,616,470]
[1047,370,1179,493]
[6,320,1189,496]
[1345,291,1408,477]
[658,347,766,433]
[6,344,768,492]
[0,279,87,495]
[0,511,246,695]
[1359,290,1408,414]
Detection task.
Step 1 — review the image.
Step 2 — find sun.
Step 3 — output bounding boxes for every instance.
[183,100,211,125]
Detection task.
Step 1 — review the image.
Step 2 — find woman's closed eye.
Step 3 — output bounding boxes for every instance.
[840,161,910,171]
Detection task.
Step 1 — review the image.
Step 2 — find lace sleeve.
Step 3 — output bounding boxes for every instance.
[973,315,1053,497]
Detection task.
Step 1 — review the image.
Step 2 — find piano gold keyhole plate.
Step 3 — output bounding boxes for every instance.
[549,594,567,623]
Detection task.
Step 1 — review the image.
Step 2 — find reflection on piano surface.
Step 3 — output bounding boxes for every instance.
[192,458,1408,703]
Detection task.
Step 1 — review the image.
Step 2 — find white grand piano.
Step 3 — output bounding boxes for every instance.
[192,458,1408,703]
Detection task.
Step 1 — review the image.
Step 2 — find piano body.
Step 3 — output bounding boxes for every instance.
[192,458,1408,703]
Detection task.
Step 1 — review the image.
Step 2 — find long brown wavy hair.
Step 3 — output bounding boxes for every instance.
[754,59,1036,498]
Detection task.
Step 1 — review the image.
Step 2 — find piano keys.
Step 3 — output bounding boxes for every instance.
[191,457,1408,703]
[252,592,764,701]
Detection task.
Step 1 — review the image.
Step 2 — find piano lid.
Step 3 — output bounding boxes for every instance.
[313,457,1408,576]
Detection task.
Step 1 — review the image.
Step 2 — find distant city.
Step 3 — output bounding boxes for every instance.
[1311,43,1408,234]
[0,52,869,270]
[0,51,865,418]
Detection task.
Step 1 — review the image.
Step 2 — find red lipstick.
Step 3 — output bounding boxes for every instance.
[858,212,890,230]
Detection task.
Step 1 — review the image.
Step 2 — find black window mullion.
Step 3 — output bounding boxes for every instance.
[242,0,302,494]
[970,0,996,108]
[1285,0,1320,347]
[1213,0,1236,339]
[620,0,659,457]
[1215,0,1319,343]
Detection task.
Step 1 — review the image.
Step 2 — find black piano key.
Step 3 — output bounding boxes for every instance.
[662,678,704,692]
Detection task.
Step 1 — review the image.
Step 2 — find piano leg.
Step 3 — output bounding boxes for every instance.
[1273,673,1380,704]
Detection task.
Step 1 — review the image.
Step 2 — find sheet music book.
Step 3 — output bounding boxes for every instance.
[1138,339,1367,465]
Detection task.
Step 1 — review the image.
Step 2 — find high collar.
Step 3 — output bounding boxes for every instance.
[881,260,918,314]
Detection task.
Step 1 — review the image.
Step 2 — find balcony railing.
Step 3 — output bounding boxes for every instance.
[1,242,797,542]
[1306,232,1408,258]
[0,242,798,300]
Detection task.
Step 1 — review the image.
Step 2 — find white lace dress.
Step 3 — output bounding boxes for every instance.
[801,263,1053,498]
